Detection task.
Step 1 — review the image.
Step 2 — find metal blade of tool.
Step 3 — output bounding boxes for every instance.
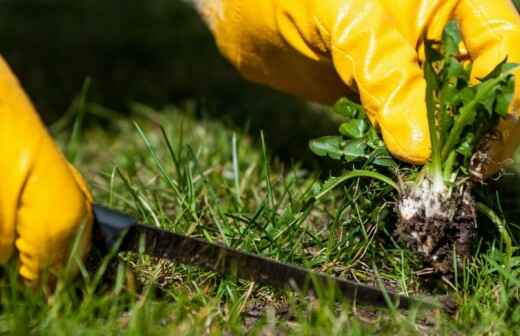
[93,205,451,312]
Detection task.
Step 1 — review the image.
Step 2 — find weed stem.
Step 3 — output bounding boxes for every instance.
[443,150,457,183]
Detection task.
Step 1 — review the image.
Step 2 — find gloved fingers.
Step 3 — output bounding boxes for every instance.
[0,56,42,266]
[15,135,93,282]
[376,82,431,165]
[68,163,94,204]
[330,0,430,164]
[378,0,459,49]
[455,0,520,104]
[0,55,93,282]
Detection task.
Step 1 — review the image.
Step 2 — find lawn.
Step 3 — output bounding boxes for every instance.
[0,100,518,335]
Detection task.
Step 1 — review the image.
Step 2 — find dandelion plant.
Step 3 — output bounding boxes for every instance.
[310,22,517,273]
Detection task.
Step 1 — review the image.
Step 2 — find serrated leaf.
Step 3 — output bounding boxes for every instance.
[480,58,518,82]
[474,69,516,117]
[339,119,368,139]
[442,21,462,57]
[477,88,497,116]
[444,58,467,82]
[333,97,364,119]
[455,86,475,105]
[441,58,516,157]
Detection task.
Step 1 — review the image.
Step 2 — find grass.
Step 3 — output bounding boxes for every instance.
[1,102,520,334]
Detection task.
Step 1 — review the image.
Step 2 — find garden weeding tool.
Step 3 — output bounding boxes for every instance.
[93,205,454,313]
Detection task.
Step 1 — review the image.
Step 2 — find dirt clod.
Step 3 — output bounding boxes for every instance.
[396,180,476,274]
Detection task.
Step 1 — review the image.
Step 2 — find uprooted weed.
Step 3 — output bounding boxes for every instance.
[310,22,517,275]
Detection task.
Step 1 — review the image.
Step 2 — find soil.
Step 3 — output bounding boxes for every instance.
[396,181,477,274]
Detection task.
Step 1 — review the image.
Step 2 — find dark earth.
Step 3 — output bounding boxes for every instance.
[396,182,477,274]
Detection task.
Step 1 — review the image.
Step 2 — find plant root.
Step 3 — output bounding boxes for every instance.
[396,179,476,274]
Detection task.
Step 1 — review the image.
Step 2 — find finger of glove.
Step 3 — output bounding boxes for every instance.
[206,0,357,105]
[456,0,520,175]
[378,0,461,63]
[16,137,93,283]
[68,163,93,205]
[378,0,459,48]
[0,56,92,282]
[456,0,520,97]
[330,0,430,163]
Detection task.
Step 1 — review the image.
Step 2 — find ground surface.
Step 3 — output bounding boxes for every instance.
[1,104,519,335]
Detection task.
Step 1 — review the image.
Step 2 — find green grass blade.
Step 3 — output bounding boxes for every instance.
[134,121,180,194]
[232,133,241,206]
[260,131,275,207]
[66,78,91,164]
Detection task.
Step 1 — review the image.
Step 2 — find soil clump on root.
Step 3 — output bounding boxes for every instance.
[396,179,477,274]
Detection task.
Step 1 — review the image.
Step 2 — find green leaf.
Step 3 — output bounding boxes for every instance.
[456,132,475,160]
[309,136,368,162]
[455,86,475,105]
[309,136,345,160]
[480,58,518,82]
[366,127,383,145]
[343,140,368,162]
[440,79,459,110]
[444,59,467,85]
[339,119,368,139]
[333,98,364,119]
[474,61,517,118]
[496,81,515,117]
[473,68,516,117]
[476,86,498,116]
[439,58,470,142]
[441,60,517,158]
[442,21,462,57]
[372,148,397,168]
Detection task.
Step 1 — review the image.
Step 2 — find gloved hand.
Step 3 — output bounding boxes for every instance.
[0,56,93,283]
[198,0,520,173]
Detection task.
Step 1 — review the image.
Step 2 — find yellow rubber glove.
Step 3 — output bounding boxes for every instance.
[198,0,520,170]
[0,56,93,283]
